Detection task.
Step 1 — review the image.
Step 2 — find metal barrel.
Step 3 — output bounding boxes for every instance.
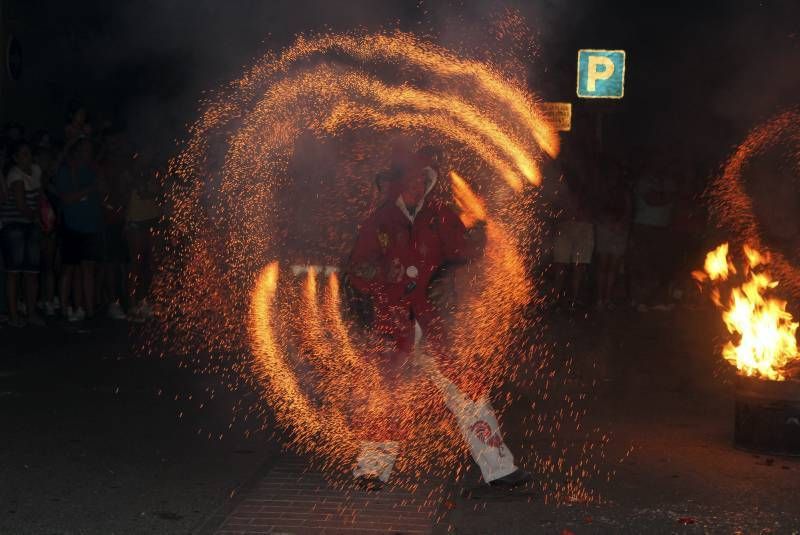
[734,375,800,456]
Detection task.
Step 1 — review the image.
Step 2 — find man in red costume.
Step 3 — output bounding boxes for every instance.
[347,151,531,489]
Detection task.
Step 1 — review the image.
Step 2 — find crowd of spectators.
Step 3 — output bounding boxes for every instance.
[0,105,160,328]
[544,150,707,313]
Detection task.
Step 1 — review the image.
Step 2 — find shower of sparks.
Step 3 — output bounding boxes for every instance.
[152,28,612,502]
[708,107,800,300]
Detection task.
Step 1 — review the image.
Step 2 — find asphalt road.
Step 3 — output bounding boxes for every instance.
[2,306,800,534]
[0,319,279,535]
[435,307,800,534]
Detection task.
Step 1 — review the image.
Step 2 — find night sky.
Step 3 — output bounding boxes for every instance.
[2,0,798,175]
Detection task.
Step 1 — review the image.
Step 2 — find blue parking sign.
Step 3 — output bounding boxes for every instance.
[577,49,626,99]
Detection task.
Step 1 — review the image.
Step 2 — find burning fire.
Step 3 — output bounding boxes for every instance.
[694,243,800,381]
[449,170,487,228]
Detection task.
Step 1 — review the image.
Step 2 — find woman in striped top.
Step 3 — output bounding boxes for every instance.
[0,141,44,327]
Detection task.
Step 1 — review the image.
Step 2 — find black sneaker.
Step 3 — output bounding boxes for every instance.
[355,474,385,491]
[489,468,532,488]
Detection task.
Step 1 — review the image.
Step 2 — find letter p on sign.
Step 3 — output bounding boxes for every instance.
[577,49,625,99]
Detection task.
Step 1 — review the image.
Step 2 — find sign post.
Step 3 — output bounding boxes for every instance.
[576,49,626,153]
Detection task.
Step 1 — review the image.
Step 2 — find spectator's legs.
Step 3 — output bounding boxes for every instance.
[570,222,594,307]
[60,265,73,315]
[41,233,57,308]
[96,261,116,309]
[72,267,84,311]
[127,223,154,311]
[24,272,40,323]
[141,225,154,299]
[629,224,653,307]
[2,225,24,324]
[94,263,106,307]
[127,227,143,307]
[606,254,623,306]
[0,271,5,317]
[552,263,569,304]
[6,271,20,324]
[81,260,96,318]
[630,224,672,308]
[25,226,43,324]
[106,262,117,302]
[595,253,611,306]
[552,222,572,306]
[571,263,588,305]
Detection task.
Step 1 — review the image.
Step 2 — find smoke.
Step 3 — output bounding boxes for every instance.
[707,2,800,129]
[43,1,424,150]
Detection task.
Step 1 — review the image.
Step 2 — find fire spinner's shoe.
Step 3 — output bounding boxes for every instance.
[489,468,532,488]
[355,474,385,491]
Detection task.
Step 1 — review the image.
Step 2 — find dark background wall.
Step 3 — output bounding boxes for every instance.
[0,0,797,175]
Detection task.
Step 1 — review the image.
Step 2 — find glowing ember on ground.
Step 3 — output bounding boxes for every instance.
[694,243,800,381]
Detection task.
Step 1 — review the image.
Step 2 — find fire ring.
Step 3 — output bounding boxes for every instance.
[157,30,559,477]
[708,107,800,300]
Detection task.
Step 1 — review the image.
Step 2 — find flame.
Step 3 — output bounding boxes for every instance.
[697,243,800,381]
[704,243,735,281]
[449,171,487,228]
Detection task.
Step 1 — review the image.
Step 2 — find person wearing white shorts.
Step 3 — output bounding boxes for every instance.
[550,177,594,309]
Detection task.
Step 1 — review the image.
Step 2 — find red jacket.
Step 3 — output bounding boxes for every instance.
[348,178,474,351]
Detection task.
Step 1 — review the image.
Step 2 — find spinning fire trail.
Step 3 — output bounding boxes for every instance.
[154,30,609,497]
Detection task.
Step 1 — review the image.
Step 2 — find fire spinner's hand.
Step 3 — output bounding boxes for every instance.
[403,280,417,295]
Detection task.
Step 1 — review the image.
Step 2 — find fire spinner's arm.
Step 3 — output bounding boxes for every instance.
[439,205,483,263]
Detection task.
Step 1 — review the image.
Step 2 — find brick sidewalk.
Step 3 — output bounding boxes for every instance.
[214,458,442,535]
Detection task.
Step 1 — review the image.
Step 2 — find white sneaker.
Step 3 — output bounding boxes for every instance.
[139,299,154,318]
[127,303,145,323]
[68,307,86,322]
[107,302,127,320]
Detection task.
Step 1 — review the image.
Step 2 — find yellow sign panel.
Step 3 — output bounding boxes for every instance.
[540,102,572,132]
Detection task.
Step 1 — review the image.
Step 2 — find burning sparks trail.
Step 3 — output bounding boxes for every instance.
[694,243,800,381]
[154,29,608,500]
[708,107,800,299]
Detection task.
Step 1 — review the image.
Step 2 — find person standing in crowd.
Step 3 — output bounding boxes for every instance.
[629,156,677,312]
[125,154,161,322]
[551,162,594,311]
[55,138,102,322]
[0,141,7,322]
[34,143,60,317]
[3,122,24,144]
[594,161,632,311]
[668,168,706,307]
[0,141,44,327]
[96,133,130,320]
[64,105,92,147]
